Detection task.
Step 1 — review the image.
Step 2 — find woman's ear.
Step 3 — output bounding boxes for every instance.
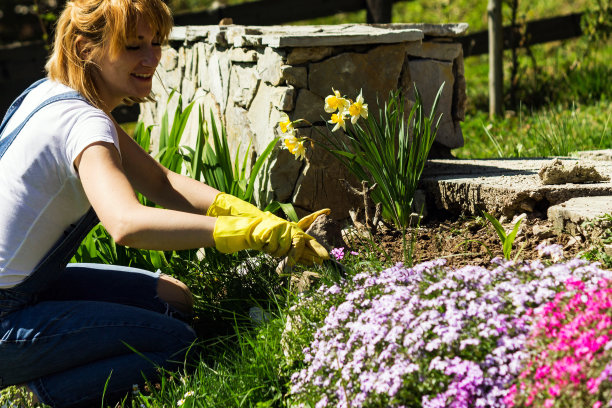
[75,35,91,60]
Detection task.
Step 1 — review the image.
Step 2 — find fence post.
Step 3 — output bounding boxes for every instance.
[488,0,503,118]
[366,0,393,23]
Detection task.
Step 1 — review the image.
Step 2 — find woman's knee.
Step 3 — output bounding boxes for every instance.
[156,274,194,316]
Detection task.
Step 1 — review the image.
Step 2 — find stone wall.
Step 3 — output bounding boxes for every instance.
[139,23,468,219]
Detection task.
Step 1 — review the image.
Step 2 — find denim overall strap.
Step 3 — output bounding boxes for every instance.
[0,79,84,157]
[0,78,47,131]
[0,80,99,296]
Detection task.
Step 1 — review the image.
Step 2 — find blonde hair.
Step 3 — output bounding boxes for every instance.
[45,0,173,110]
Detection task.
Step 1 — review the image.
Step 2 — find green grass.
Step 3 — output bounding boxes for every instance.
[392,0,590,30]
[398,0,611,160]
[458,98,611,158]
[134,310,289,408]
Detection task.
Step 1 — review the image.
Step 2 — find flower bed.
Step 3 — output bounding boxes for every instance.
[509,277,612,407]
[284,250,612,408]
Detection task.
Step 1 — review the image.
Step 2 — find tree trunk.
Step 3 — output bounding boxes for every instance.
[488,0,504,118]
[366,0,393,24]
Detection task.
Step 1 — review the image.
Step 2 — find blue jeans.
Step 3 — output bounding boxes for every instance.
[0,210,197,407]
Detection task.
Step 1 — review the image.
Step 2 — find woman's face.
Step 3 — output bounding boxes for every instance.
[93,18,162,112]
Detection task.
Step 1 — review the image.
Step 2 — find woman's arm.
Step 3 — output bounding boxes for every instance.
[113,118,220,214]
[76,141,217,250]
[76,137,330,264]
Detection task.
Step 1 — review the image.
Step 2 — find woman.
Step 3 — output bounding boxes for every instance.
[0,0,328,406]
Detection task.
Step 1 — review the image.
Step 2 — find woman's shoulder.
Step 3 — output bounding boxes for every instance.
[20,79,91,111]
[30,79,75,97]
[34,80,110,121]
[3,79,107,136]
[41,80,90,105]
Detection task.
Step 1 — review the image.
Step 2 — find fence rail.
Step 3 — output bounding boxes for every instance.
[459,12,583,57]
[0,0,586,121]
[173,0,402,26]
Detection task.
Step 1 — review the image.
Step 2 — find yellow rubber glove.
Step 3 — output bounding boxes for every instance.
[207,193,332,231]
[213,215,330,265]
[208,193,331,265]
[290,208,331,265]
[288,233,330,266]
[213,214,299,257]
[206,192,262,218]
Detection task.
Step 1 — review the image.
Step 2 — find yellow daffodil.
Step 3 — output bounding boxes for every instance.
[282,133,308,160]
[294,140,307,160]
[328,112,346,132]
[279,113,293,133]
[283,133,299,153]
[348,91,368,124]
[324,88,349,113]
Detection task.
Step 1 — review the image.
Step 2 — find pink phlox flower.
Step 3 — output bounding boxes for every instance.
[597,317,612,330]
[587,377,601,394]
[565,276,585,291]
[535,365,550,379]
[330,247,345,261]
[503,384,517,407]
[548,384,560,397]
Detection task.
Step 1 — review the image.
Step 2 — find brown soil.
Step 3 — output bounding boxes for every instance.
[369,214,590,269]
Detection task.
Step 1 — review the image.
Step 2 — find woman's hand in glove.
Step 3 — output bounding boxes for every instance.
[213,214,329,265]
[208,193,331,265]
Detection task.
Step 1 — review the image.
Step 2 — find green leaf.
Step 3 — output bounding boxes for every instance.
[483,211,507,242]
[504,217,523,259]
[245,138,278,202]
[264,201,299,223]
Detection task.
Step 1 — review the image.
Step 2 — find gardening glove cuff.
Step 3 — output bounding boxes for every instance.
[206,192,263,218]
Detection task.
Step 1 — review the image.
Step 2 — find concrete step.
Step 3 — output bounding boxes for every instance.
[573,149,612,161]
[420,156,612,218]
[547,196,612,239]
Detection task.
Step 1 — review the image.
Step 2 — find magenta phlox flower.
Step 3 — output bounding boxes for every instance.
[510,276,612,407]
[330,247,345,261]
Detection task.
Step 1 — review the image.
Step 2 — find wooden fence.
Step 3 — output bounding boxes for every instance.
[459,12,583,57]
[0,0,585,121]
[173,0,399,26]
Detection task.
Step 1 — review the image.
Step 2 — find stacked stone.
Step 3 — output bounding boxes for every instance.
[139,23,468,218]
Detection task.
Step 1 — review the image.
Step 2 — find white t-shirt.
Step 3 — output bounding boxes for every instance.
[0,80,120,288]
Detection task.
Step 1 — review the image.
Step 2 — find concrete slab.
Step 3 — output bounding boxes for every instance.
[547,196,612,236]
[420,157,612,217]
[572,149,612,161]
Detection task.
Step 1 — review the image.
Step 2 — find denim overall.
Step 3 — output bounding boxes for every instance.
[0,80,196,407]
